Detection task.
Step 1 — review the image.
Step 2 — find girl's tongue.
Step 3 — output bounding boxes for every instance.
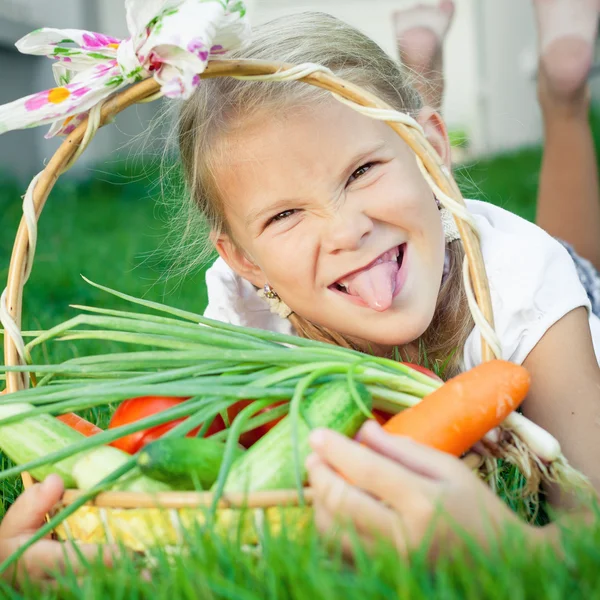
[341,260,400,311]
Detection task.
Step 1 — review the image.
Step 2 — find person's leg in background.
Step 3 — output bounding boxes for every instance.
[394,0,600,268]
[393,0,455,111]
[393,0,600,310]
[533,0,600,271]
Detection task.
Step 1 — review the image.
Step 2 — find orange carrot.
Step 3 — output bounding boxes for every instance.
[382,360,530,456]
[57,412,102,437]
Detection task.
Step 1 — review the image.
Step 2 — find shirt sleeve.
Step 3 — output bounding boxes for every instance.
[463,201,593,369]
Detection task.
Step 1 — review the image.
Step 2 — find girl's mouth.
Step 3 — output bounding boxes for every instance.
[329,243,407,311]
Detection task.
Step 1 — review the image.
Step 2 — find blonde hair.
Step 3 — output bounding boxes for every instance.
[175,12,473,378]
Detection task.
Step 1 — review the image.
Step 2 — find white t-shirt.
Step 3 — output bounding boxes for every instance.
[204,200,600,367]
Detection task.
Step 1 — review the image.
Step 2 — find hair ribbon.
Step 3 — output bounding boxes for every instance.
[0,0,250,138]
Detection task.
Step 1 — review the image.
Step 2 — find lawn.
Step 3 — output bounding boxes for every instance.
[0,123,599,596]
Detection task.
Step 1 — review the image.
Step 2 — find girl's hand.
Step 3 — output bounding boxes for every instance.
[306,421,532,557]
[0,474,116,585]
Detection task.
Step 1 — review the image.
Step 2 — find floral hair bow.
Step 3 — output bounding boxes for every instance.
[0,0,249,138]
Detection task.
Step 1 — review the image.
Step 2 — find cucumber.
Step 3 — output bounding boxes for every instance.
[137,437,244,490]
[219,381,371,493]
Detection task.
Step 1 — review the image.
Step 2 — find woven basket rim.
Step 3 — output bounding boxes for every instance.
[60,487,315,509]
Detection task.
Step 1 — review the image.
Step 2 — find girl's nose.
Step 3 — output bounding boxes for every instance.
[322,208,373,254]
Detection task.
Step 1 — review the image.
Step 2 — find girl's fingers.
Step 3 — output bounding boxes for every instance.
[313,503,335,536]
[308,427,433,501]
[0,475,64,538]
[20,540,118,580]
[356,421,466,481]
[307,453,404,547]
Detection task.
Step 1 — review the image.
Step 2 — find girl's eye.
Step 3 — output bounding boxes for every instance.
[347,163,374,185]
[267,209,297,226]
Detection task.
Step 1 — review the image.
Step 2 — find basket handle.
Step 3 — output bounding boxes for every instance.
[2,59,499,396]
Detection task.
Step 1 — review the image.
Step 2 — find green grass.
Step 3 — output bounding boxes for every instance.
[0,163,215,515]
[2,510,600,599]
[0,165,211,362]
[1,123,599,595]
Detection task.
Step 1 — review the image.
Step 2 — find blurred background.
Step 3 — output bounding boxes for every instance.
[2,0,596,177]
[0,0,599,362]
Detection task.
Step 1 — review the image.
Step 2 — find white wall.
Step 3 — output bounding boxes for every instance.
[246,0,479,135]
[0,0,85,29]
[96,0,129,38]
[472,0,541,154]
[247,0,543,156]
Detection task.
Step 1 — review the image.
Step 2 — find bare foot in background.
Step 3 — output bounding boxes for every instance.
[534,0,599,110]
[393,0,455,110]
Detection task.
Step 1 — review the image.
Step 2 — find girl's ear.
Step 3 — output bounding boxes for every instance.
[417,107,452,169]
[214,233,267,289]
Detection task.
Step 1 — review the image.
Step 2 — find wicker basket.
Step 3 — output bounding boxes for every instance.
[2,59,496,550]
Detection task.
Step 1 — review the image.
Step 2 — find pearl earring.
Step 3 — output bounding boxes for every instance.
[257,284,293,319]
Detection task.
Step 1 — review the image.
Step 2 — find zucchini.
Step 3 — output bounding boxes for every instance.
[0,403,173,492]
[0,403,86,487]
[219,380,371,493]
[137,437,244,490]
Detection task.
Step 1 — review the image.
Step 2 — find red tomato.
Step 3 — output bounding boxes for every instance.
[108,396,225,454]
[226,400,287,448]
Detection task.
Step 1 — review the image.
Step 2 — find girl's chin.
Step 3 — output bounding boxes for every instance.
[329,315,431,350]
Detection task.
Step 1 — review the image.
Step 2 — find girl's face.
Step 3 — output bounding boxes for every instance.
[214,99,450,347]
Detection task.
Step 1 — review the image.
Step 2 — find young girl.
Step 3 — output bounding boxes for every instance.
[1,0,600,579]
[194,0,600,553]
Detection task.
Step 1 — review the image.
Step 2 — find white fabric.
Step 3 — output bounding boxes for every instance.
[204,262,295,336]
[203,200,600,366]
[0,0,249,137]
[462,200,600,368]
